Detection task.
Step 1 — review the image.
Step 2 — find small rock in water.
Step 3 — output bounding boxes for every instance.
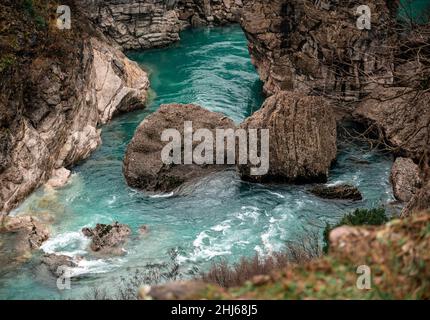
[41,253,77,276]
[138,225,149,235]
[82,222,131,254]
[310,184,363,201]
[45,167,71,189]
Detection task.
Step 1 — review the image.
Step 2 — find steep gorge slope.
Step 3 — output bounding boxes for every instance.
[0,0,149,214]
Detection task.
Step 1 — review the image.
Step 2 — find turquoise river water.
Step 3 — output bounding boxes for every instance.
[0,26,395,299]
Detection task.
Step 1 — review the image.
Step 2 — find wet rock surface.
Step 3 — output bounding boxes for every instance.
[238,91,337,183]
[40,253,77,276]
[82,222,131,254]
[0,215,49,270]
[310,184,363,201]
[124,104,236,193]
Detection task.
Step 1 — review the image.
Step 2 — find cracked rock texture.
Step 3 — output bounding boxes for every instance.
[238,91,337,183]
[0,1,149,214]
[124,104,236,192]
[77,0,244,49]
[390,157,422,203]
[240,0,398,98]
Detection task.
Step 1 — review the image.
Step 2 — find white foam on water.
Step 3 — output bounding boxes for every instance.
[267,191,285,199]
[40,231,90,257]
[237,206,261,223]
[149,192,174,199]
[193,231,211,248]
[69,258,122,277]
[326,180,346,187]
[107,195,117,205]
[210,220,232,233]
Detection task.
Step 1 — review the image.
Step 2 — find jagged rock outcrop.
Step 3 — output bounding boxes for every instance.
[0,1,149,214]
[311,184,362,201]
[77,0,243,50]
[82,222,132,254]
[124,104,236,192]
[402,180,430,218]
[390,157,422,203]
[354,88,430,161]
[238,91,337,183]
[240,0,398,98]
[0,215,49,270]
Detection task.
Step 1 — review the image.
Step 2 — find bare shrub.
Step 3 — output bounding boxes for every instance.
[202,233,321,288]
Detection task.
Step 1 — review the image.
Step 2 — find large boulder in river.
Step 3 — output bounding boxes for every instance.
[238,91,337,183]
[82,222,131,254]
[123,104,236,193]
[390,158,422,203]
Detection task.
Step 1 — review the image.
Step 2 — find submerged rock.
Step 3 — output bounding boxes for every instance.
[40,253,77,277]
[238,91,337,183]
[138,225,149,235]
[310,184,363,201]
[390,158,422,203]
[123,104,236,193]
[82,222,131,254]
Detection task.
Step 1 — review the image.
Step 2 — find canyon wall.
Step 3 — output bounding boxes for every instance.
[0,1,149,214]
[76,0,243,49]
[239,0,429,214]
[240,0,398,98]
[1,0,243,214]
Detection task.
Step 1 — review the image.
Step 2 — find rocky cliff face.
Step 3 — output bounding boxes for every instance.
[0,1,149,214]
[239,0,429,214]
[76,0,243,49]
[240,0,398,98]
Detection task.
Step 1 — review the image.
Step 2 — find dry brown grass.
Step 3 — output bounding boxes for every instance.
[202,233,321,288]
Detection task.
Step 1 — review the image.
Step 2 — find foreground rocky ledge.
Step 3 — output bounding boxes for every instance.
[139,211,430,300]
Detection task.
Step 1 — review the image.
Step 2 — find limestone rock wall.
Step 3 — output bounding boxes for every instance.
[240,0,398,98]
[0,1,149,214]
[76,0,243,50]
